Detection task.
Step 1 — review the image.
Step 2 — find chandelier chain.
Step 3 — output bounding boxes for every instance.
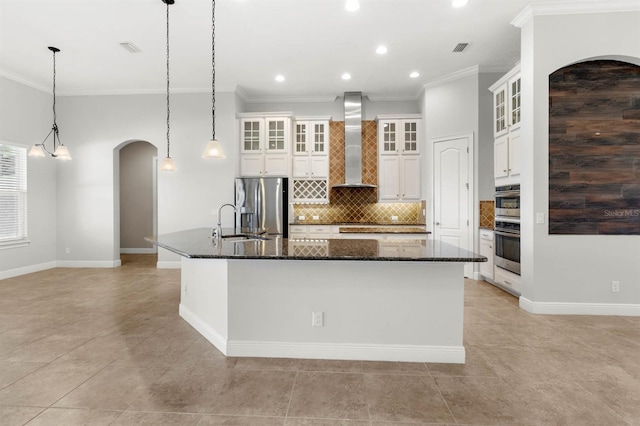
[166,0,171,158]
[52,49,57,127]
[211,0,216,140]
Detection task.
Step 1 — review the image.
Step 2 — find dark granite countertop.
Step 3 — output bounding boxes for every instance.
[339,227,430,234]
[146,228,485,263]
[291,222,423,226]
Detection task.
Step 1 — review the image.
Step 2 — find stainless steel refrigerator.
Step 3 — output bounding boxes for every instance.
[234,177,288,237]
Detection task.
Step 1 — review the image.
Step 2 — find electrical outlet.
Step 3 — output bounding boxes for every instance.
[391,215,399,221]
[312,311,324,327]
[611,281,620,293]
[312,215,320,220]
[536,213,545,224]
[298,215,305,220]
[65,247,70,255]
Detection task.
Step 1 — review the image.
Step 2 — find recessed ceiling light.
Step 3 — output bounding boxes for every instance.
[275,74,285,82]
[410,71,420,78]
[376,46,388,55]
[341,73,352,80]
[452,0,469,7]
[345,0,360,12]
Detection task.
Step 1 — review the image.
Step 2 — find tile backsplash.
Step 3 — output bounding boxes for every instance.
[293,120,423,225]
[480,200,495,228]
[293,195,423,224]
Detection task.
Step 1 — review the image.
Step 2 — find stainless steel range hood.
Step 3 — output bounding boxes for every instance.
[332,92,376,188]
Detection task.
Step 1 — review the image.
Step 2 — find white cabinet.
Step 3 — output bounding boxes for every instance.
[238,114,291,177]
[494,266,521,295]
[377,116,422,201]
[288,225,332,239]
[479,229,494,281]
[490,65,521,185]
[292,120,329,178]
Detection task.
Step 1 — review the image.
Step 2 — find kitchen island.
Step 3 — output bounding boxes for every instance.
[148,228,485,364]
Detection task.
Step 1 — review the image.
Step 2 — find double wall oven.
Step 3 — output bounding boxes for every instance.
[494,184,520,275]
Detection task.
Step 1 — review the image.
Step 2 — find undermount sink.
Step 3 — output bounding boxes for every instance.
[220,233,271,242]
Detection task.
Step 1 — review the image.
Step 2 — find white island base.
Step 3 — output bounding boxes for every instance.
[179,258,465,364]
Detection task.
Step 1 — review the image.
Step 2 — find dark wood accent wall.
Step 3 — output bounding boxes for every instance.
[548,60,640,235]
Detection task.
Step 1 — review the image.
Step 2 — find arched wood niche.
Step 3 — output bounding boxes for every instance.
[549,59,640,235]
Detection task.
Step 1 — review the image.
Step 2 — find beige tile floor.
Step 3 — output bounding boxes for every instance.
[1,254,639,425]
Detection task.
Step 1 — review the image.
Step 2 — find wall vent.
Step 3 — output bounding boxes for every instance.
[119,42,142,53]
[453,43,469,52]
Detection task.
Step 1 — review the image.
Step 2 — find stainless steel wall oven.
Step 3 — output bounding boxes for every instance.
[495,184,521,275]
[494,219,520,275]
[495,184,520,218]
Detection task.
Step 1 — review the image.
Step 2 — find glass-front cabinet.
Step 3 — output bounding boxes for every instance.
[377,115,422,201]
[237,114,291,177]
[291,117,330,203]
[490,64,521,185]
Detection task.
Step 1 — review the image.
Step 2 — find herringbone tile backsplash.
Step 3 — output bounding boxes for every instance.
[294,120,424,225]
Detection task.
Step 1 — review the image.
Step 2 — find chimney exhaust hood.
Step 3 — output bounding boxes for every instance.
[332,92,376,188]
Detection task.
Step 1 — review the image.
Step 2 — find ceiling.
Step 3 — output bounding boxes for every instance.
[0,0,569,101]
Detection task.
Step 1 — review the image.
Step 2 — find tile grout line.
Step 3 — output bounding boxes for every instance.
[282,368,298,423]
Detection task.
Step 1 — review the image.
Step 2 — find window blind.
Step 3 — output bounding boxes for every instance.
[0,143,27,244]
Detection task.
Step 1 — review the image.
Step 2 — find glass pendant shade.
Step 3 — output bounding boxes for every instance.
[160,156,176,172]
[202,139,225,159]
[53,144,71,160]
[28,145,47,157]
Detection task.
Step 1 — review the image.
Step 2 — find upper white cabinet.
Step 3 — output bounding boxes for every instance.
[377,115,422,201]
[292,120,329,178]
[489,64,521,184]
[238,114,291,177]
[291,117,331,203]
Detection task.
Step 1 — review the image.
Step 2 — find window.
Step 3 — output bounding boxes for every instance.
[0,143,28,248]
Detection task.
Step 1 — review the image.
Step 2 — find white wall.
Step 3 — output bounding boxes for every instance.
[55,91,239,266]
[421,73,479,234]
[241,97,419,120]
[0,77,57,276]
[519,11,640,309]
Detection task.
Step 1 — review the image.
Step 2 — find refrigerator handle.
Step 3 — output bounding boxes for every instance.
[255,181,261,232]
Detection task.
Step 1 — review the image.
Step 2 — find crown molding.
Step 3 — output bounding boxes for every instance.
[0,69,51,94]
[421,65,480,91]
[512,0,640,28]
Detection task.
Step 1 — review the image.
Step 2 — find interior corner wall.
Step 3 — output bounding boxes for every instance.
[421,73,480,235]
[520,11,640,307]
[55,91,239,266]
[478,72,504,201]
[0,77,57,276]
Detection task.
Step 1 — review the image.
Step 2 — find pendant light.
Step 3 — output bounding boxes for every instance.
[160,0,176,172]
[202,0,225,159]
[29,46,71,160]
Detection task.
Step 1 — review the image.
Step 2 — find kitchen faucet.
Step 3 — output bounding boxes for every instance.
[214,203,237,240]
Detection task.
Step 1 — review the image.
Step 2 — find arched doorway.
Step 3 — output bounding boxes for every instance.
[116,140,158,258]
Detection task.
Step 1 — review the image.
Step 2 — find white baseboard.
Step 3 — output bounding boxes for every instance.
[179,304,464,363]
[0,261,57,280]
[227,341,466,364]
[120,248,156,254]
[56,260,121,268]
[157,261,181,269]
[179,304,228,354]
[520,297,640,316]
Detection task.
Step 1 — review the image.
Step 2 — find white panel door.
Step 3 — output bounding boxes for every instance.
[433,135,471,277]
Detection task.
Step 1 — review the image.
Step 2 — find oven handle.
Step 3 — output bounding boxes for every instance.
[494,230,520,238]
[495,191,520,197]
